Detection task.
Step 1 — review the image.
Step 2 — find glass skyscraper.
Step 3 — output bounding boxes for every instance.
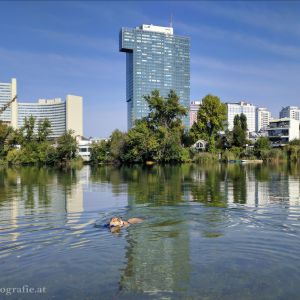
[119,24,190,129]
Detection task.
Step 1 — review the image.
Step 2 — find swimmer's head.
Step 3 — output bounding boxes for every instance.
[109,217,124,228]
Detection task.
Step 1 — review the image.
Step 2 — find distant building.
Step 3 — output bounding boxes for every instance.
[77,137,109,162]
[191,139,208,151]
[279,106,300,121]
[266,118,300,146]
[0,78,17,126]
[226,101,256,132]
[18,95,83,138]
[0,79,83,138]
[256,107,271,132]
[189,101,201,127]
[77,138,92,162]
[119,24,190,129]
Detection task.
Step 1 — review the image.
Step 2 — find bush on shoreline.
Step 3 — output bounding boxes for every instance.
[0,117,79,167]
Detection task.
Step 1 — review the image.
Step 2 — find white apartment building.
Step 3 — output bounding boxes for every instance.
[266,118,300,146]
[0,78,83,138]
[189,101,201,127]
[226,101,256,132]
[256,107,271,132]
[279,106,300,121]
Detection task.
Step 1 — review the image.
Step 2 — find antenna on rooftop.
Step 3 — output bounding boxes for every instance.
[170,13,173,28]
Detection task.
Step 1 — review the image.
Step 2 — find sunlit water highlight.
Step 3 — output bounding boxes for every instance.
[0,164,300,299]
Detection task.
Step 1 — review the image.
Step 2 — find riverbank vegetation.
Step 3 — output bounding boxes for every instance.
[1,90,300,166]
[90,90,300,165]
[0,116,79,166]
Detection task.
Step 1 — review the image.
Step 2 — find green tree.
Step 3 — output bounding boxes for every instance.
[22,116,36,142]
[219,129,233,150]
[56,130,77,162]
[289,139,300,146]
[240,113,248,131]
[254,137,271,159]
[145,89,187,130]
[124,119,159,163]
[108,129,126,162]
[90,140,109,164]
[124,90,187,163]
[189,94,227,152]
[232,114,247,147]
[0,122,13,157]
[37,119,52,142]
[255,137,271,151]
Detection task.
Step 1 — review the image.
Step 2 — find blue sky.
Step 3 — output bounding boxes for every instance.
[1,1,300,137]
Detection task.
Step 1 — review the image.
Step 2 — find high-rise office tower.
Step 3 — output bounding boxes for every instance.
[119,24,190,129]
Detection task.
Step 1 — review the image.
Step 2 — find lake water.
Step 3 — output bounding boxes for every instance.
[1,164,300,299]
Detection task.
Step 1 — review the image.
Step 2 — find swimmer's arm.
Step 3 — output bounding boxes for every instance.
[127,218,143,224]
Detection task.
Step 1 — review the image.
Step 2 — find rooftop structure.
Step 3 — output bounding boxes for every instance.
[138,24,174,35]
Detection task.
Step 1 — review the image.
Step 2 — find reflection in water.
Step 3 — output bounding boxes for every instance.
[1,164,300,299]
[120,218,190,296]
[89,163,300,208]
[0,167,85,245]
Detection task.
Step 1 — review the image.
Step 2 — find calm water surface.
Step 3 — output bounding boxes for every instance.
[1,164,300,299]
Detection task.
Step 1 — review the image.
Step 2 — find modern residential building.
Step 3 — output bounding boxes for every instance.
[226,101,256,132]
[190,101,201,127]
[119,24,190,129]
[266,118,300,146]
[279,106,300,121]
[0,79,83,138]
[256,107,271,132]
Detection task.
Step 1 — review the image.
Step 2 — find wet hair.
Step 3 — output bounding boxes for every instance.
[109,217,124,227]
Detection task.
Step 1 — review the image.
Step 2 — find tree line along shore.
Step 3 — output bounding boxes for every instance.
[0,90,300,166]
[89,90,300,165]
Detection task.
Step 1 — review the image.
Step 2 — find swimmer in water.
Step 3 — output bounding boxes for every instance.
[108,217,143,232]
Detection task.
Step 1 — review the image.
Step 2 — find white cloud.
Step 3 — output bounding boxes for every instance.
[183,1,300,37]
[176,21,300,59]
[32,29,118,54]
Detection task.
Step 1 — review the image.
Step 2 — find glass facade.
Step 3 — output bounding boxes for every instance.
[120,25,190,129]
[18,100,66,138]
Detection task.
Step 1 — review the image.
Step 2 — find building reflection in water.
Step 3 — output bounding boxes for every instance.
[120,227,190,295]
[0,163,300,291]
[0,167,88,243]
[117,163,300,294]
